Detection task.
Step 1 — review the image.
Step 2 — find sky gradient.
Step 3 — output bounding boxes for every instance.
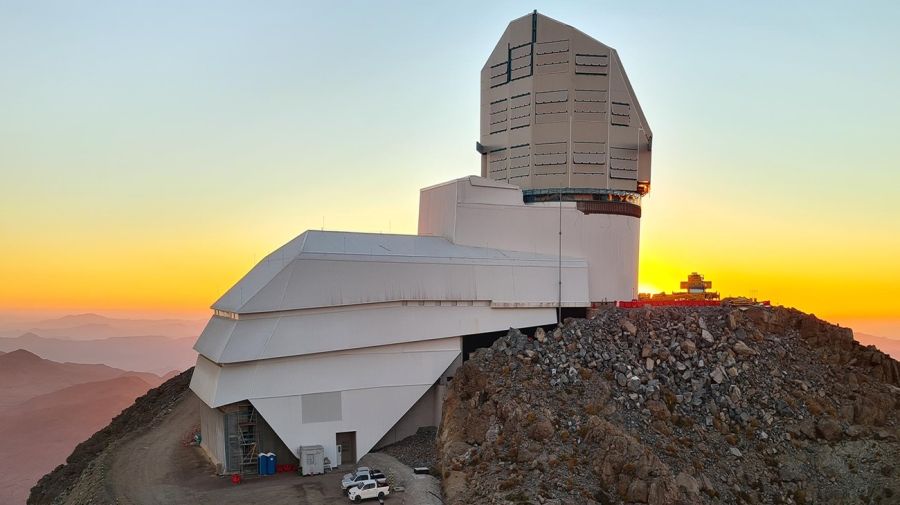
[1,1,899,336]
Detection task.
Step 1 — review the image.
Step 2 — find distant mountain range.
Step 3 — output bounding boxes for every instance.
[0,312,205,340]
[0,332,197,375]
[0,350,165,505]
[0,349,163,408]
[854,332,900,360]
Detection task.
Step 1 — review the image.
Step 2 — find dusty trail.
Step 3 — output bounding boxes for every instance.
[106,393,338,504]
[103,392,438,505]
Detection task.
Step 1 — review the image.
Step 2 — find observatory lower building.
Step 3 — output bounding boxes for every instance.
[190,11,653,474]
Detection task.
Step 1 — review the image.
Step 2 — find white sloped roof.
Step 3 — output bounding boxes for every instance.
[213,230,587,314]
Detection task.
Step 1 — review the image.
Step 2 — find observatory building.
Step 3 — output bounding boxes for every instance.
[190,11,652,474]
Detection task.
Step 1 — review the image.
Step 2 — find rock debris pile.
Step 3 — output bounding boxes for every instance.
[437,306,899,504]
[378,426,438,469]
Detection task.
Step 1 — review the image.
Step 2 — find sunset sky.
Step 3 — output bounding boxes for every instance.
[1,1,898,337]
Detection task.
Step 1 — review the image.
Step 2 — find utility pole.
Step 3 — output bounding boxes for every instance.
[558,191,562,323]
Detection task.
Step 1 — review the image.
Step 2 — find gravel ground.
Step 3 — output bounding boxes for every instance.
[359,452,442,505]
[376,426,437,469]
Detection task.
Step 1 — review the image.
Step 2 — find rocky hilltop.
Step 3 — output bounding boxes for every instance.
[437,306,900,504]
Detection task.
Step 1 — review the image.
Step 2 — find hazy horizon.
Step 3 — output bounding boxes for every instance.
[0,309,898,343]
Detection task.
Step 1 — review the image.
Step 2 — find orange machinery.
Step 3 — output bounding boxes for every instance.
[621,273,768,308]
[638,272,720,302]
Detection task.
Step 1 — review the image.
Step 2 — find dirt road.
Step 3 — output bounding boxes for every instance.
[104,392,439,505]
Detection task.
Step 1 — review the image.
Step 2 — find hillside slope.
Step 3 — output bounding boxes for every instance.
[0,376,159,505]
[438,305,899,504]
[27,369,193,505]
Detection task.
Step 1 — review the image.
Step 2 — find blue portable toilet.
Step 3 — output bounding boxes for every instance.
[258,453,267,475]
[266,452,276,475]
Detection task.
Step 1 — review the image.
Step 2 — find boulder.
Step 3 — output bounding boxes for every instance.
[675,472,700,495]
[626,479,649,503]
[621,319,638,335]
[816,417,842,442]
[733,341,756,356]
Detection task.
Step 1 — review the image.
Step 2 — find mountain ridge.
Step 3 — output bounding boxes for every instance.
[0,350,162,408]
[0,333,197,374]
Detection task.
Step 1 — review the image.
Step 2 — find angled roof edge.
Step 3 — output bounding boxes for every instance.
[610,48,652,141]
[212,230,587,314]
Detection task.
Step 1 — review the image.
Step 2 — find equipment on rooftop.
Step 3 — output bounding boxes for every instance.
[620,273,769,308]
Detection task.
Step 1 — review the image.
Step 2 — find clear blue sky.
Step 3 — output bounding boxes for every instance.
[1,1,899,334]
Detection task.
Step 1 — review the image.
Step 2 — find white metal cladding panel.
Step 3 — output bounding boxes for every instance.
[205,337,461,407]
[220,305,559,363]
[417,178,459,241]
[416,176,640,301]
[207,317,279,362]
[536,13,571,42]
[450,202,641,302]
[213,234,307,313]
[195,303,558,364]
[510,44,532,59]
[481,13,652,194]
[575,89,608,102]
[535,52,568,66]
[190,354,222,407]
[216,230,588,314]
[456,176,523,205]
[535,102,567,115]
[535,39,569,55]
[575,53,609,66]
[509,93,531,109]
[239,257,584,314]
[199,400,227,472]
[193,315,237,360]
[574,102,606,114]
[301,392,342,423]
[535,90,568,103]
[535,62,568,75]
[375,385,442,449]
[251,383,432,465]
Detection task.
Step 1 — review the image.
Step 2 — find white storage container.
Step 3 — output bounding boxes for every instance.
[299,445,325,476]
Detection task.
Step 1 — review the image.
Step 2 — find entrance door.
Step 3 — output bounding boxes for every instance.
[335,431,356,465]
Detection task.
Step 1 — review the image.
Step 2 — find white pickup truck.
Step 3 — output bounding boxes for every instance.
[347,479,390,502]
[341,469,386,491]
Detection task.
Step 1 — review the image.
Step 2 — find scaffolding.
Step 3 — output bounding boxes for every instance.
[224,403,259,475]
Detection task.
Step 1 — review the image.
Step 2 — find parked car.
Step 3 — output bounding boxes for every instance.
[341,472,372,491]
[342,467,387,489]
[347,479,390,502]
[342,467,371,481]
[369,470,387,485]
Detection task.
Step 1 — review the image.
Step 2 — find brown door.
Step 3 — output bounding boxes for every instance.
[335,431,356,464]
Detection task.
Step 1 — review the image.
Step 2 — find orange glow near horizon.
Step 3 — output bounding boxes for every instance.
[2,207,898,337]
[1,166,898,335]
